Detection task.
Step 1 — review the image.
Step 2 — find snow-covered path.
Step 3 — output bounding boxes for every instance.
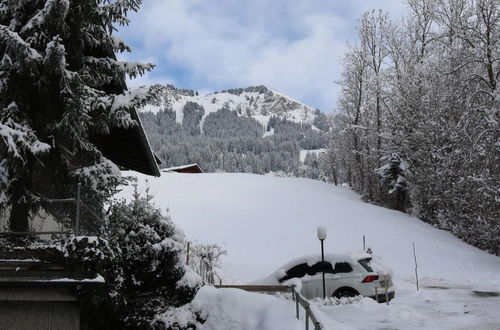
[313,279,500,330]
[118,172,500,329]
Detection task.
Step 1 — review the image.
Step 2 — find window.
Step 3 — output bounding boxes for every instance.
[358,258,374,272]
[307,261,334,275]
[334,262,353,273]
[279,263,309,282]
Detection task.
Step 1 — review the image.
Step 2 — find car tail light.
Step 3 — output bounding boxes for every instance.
[362,275,379,283]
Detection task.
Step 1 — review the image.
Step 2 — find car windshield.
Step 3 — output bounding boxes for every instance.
[358,258,374,272]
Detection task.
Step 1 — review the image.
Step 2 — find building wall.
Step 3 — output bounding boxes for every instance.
[0,301,79,330]
[0,287,80,330]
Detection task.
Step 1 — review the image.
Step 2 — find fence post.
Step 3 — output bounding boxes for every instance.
[413,242,419,291]
[385,278,389,305]
[75,183,81,235]
[305,307,309,330]
[292,286,299,319]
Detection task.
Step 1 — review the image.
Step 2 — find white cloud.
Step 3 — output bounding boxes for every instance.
[117,0,407,111]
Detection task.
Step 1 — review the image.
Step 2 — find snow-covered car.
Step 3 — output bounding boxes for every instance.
[250,251,395,302]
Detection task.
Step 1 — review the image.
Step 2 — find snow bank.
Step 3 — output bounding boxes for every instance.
[191,286,303,330]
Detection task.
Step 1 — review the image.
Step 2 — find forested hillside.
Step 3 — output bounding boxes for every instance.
[324,0,499,254]
[139,85,328,177]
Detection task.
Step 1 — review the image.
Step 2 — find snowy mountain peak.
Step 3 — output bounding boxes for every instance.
[138,84,322,129]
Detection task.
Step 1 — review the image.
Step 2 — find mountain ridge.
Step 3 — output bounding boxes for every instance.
[137,84,326,131]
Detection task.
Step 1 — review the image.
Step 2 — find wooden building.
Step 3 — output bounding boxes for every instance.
[91,107,160,177]
[162,163,204,174]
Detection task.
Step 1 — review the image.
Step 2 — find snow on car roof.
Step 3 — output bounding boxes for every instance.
[247,251,375,285]
[350,250,372,261]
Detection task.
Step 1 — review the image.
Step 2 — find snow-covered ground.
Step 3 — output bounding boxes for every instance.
[117,172,500,330]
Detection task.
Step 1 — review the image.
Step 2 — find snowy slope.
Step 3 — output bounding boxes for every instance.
[116,172,500,329]
[117,172,500,285]
[137,84,318,130]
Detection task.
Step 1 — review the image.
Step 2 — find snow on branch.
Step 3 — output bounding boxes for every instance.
[19,0,69,42]
[99,0,142,29]
[111,35,131,53]
[0,25,42,73]
[0,103,50,160]
[74,156,121,193]
[108,85,161,128]
[83,56,154,81]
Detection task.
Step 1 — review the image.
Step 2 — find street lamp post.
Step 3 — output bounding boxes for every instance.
[317,226,327,299]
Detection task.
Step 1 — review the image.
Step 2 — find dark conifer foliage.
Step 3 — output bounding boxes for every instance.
[140,108,327,176]
[0,0,153,231]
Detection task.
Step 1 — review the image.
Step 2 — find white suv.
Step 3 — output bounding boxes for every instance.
[251,251,395,302]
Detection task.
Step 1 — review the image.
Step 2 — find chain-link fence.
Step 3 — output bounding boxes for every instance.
[0,184,105,240]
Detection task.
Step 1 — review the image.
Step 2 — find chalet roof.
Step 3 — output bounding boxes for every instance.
[91,107,160,177]
[162,163,203,173]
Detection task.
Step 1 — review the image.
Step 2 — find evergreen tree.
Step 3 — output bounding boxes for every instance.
[0,0,153,231]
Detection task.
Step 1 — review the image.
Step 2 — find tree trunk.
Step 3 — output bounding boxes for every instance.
[9,202,30,232]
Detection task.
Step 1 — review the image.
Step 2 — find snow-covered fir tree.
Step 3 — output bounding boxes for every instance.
[0,0,153,231]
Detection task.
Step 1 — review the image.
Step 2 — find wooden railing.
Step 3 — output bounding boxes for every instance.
[214,285,324,330]
[290,285,323,330]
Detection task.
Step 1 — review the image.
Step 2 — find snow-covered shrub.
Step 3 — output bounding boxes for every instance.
[102,195,202,329]
[63,235,113,277]
[186,242,226,285]
[152,304,205,330]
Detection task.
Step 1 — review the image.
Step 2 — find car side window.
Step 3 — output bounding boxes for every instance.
[334,262,353,273]
[307,261,334,275]
[279,263,309,282]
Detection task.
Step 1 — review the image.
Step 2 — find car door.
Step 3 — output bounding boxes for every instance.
[301,261,335,298]
[302,261,356,298]
[331,261,357,292]
[278,263,321,298]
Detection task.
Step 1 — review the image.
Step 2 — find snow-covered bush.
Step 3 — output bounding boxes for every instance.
[152,304,205,330]
[100,195,202,329]
[18,196,204,329]
[63,235,113,277]
[186,241,226,285]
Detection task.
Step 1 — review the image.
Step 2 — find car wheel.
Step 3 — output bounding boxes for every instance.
[333,287,359,299]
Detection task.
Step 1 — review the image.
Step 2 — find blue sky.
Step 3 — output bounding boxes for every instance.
[117,0,406,112]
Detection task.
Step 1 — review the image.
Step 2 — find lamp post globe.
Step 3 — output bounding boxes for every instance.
[317,226,327,240]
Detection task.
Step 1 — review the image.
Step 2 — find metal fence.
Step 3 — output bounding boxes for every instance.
[0,184,105,239]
